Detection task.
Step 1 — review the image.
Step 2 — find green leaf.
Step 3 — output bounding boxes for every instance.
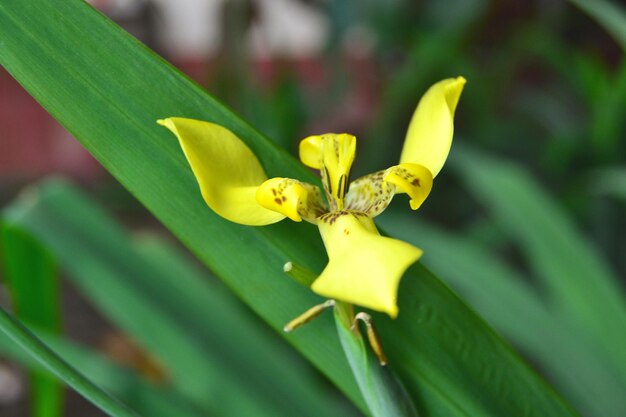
[334,303,419,417]
[568,0,626,53]
[454,147,626,382]
[284,264,418,416]
[0,2,580,416]
[380,262,578,417]
[1,225,63,417]
[591,166,626,201]
[0,305,139,417]
[0,323,206,417]
[380,213,626,417]
[3,179,355,417]
[589,62,626,156]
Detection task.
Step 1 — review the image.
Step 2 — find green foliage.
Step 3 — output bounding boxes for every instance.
[454,148,626,374]
[3,179,355,417]
[381,145,626,417]
[0,325,205,417]
[1,0,625,416]
[569,0,626,53]
[334,303,419,417]
[0,305,139,417]
[1,226,63,417]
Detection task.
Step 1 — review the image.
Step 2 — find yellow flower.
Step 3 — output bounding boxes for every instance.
[158,77,465,318]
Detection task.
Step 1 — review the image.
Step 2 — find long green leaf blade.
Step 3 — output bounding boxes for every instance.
[4,179,353,417]
[454,147,626,380]
[0,305,139,417]
[0,323,205,417]
[568,0,626,53]
[593,166,626,201]
[334,303,419,417]
[134,238,357,416]
[380,213,626,417]
[1,225,63,417]
[0,2,580,416]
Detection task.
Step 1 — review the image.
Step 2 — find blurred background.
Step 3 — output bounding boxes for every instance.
[1,0,625,416]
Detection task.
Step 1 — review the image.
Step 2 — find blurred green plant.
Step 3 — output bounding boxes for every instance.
[1,179,357,417]
[1,0,625,416]
[380,147,626,417]
[1,226,63,417]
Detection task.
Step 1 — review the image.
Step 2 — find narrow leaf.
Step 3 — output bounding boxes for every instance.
[0,2,581,416]
[3,179,357,417]
[334,302,419,417]
[380,213,626,417]
[568,0,626,53]
[592,166,626,201]
[1,225,64,417]
[454,147,626,380]
[0,305,139,417]
[0,323,205,417]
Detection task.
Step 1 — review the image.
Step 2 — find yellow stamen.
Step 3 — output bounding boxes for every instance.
[283,299,336,332]
[352,312,388,366]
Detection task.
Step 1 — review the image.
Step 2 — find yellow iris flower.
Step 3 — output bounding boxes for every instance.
[158,77,465,319]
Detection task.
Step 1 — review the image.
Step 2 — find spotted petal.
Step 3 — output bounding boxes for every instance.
[299,133,356,211]
[311,211,423,317]
[400,76,466,178]
[345,163,433,216]
[344,170,395,217]
[384,163,433,210]
[256,177,328,223]
[158,117,285,225]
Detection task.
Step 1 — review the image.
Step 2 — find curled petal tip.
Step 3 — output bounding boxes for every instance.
[256,178,307,222]
[444,76,467,114]
[159,117,285,225]
[384,163,433,212]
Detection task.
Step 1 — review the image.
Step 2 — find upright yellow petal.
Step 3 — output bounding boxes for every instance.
[299,135,323,169]
[158,118,285,225]
[311,211,423,317]
[298,133,356,210]
[320,133,356,209]
[400,77,466,178]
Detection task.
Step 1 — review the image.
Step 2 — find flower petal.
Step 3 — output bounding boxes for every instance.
[320,134,356,207]
[256,178,328,223]
[400,76,466,178]
[299,133,356,210]
[311,211,423,318]
[344,170,395,217]
[158,117,285,225]
[345,163,433,215]
[299,135,323,169]
[384,163,433,210]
